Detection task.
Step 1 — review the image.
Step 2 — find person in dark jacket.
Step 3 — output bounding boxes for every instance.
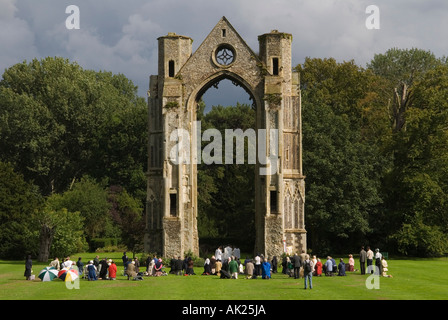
[292,253,302,279]
[175,256,184,275]
[24,255,32,280]
[169,256,177,274]
[99,258,109,279]
[359,246,367,275]
[122,252,128,271]
[338,258,346,276]
[271,256,278,273]
[186,257,195,275]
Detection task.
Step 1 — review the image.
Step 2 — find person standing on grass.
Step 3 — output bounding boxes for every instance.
[375,249,382,276]
[215,247,222,262]
[254,254,261,276]
[134,257,140,274]
[271,256,278,274]
[359,246,367,275]
[245,258,254,279]
[292,252,301,279]
[303,254,313,289]
[366,246,374,273]
[145,255,152,274]
[122,252,128,271]
[76,257,84,277]
[24,255,32,280]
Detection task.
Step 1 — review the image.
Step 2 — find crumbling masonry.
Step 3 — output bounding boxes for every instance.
[145,17,306,258]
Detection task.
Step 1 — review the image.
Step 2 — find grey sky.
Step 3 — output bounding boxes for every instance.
[1,0,447,106]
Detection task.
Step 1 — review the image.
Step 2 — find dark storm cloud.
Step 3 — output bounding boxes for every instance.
[1,0,447,103]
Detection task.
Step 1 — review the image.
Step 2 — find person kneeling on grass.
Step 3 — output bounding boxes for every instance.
[381,257,393,278]
[108,261,117,280]
[229,256,239,279]
[126,260,143,280]
[338,258,346,276]
[87,261,97,281]
[324,257,333,276]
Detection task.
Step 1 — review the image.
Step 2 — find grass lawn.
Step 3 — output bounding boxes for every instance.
[1,253,447,300]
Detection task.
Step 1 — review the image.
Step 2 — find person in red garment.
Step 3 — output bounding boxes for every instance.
[108,260,117,280]
[314,258,323,277]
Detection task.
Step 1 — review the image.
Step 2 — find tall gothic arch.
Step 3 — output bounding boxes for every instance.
[145,17,306,258]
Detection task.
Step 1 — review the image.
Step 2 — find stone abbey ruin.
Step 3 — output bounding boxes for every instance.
[145,17,306,258]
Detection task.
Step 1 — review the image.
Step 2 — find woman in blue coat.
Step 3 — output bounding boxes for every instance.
[262,259,271,279]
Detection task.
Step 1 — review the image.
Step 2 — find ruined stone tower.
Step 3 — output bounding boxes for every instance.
[145,17,306,258]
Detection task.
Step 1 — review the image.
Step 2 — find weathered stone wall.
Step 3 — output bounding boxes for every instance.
[146,17,306,259]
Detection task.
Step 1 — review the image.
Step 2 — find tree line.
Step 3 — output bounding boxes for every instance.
[1,49,447,260]
[0,57,147,261]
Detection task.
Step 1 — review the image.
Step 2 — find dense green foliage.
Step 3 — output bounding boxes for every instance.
[296,49,448,256]
[197,103,256,251]
[0,57,147,196]
[1,49,447,259]
[296,58,389,254]
[0,162,42,259]
[0,58,147,260]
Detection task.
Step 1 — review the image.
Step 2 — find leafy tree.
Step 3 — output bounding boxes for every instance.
[368,48,445,132]
[0,57,147,196]
[47,176,111,241]
[107,186,145,257]
[33,205,86,262]
[383,64,448,255]
[0,162,42,259]
[296,58,388,253]
[197,103,256,249]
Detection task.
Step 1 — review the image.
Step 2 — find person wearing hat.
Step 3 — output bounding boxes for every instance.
[126,260,138,279]
[87,261,97,281]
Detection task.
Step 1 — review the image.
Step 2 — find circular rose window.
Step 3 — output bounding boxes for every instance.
[215,44,236,66]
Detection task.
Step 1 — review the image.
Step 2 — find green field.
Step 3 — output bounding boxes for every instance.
[1,253,447,300]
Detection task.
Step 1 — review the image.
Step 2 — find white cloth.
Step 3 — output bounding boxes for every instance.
[224,246,233,261]
[233,248,241,259]
[215,248,222,261]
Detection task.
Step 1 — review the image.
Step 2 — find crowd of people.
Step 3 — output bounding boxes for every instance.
[27,246,392,286]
